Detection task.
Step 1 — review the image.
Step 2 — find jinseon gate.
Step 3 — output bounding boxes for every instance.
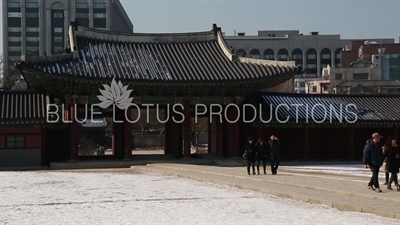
[15,21,300,164]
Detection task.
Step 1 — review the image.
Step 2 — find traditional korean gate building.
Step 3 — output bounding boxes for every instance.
[11,22,300,165]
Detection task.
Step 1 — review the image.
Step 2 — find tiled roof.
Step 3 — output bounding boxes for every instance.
[80,118,107,128]
[253,92,400,124]
[16,23,300,85]
[0,91,48,124]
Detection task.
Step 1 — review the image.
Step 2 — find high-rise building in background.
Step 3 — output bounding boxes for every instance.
[2,0,133,71]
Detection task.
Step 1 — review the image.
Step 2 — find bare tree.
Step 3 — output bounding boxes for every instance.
[0,55,19,90]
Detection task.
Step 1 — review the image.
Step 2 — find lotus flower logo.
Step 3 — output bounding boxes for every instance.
[97,78,133,110]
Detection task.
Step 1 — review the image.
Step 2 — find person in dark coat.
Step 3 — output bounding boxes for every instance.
[268,135,281,175]
[363,132,385,193]
[255,139,270,175]
[383,137,400,191]
[244,137,256,175]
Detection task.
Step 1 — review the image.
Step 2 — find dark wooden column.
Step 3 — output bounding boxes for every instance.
[395,125,399,137]
[304,126,309,161]
[183,100,191,157]
[258,124,263,140]
[124,107,132,159]
[70,99,78,160]
[41,126,47,166]
[112,109,125,159]
[349,126,354,160]
[164,107,170,155]
[217,120,224,155]
[231,105,240,157]
[208,116,218,154]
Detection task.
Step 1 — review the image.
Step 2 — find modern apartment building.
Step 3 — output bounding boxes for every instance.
[223,30,395,78]
[3,0,133,70]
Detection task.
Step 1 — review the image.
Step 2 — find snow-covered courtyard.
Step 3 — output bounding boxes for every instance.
[1,170,399,225]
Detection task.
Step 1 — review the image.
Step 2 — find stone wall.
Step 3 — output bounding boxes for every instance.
[0,149,41,167]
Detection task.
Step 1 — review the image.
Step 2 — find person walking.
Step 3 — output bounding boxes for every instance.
[382,149,390,185]
[244,137,256,175]
[383,137,400,191]
[269,135,281,175]
[363,132,385,193]
[255,139,270,175]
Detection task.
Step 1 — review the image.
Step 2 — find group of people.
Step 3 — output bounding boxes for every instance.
[243,135,281,175]
[363,132,400,193]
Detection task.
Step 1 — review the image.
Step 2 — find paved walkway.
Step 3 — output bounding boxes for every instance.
[133,163,400,219]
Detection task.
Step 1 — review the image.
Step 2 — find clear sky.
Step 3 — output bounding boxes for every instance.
[0,0,399,54]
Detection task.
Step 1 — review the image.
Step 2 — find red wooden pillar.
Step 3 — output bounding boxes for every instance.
[183,100,191,157]
[41,126,47,166]
[349,127,354,160]
[124,107,132,159]
[70,99,78,160]
[304,126,309,161]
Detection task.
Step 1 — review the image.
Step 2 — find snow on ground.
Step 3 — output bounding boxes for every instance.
[283,164,388,177]
[1,171,399,225]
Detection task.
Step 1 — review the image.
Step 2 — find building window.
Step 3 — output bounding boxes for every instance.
[336,64,341,68]
[278,55,287,60]
[26,37,40,42]
[8,46,22,52]
[8,37,22,42]
[94,13,106,18]
[51,2,64,9]
[8,56,20,61]
[312,86,317,92]
[54,27,63,33]
[8,12,21,17]
[6,136,25,148]
[27,46,39,52]
[94,3,107,8]
[54,13,63,18]
[54,46,64,52]
[322,54,330,59]
[293,54,302,59]
[8,2,21,7]
[76,13,89,18]
[54,37,63,42]
[26,2,39,8]
[335,73,343,80]
[306,64,316,69]
[26,27,40,32]
[26,12,39,17]
[353,73,369,80]
[336,54,340,59]
[299,82,305,87]
[8,27,21,32]
[76,3,89,8]
[307,54,316,59]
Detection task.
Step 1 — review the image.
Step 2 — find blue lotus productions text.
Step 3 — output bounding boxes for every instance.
[47,103,358,124]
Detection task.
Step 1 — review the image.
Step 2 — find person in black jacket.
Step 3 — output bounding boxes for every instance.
[244,137,256,175]
[269,135,281,175]
[363,132,385,193]
[383,137,400,191]
[255,139,270,175]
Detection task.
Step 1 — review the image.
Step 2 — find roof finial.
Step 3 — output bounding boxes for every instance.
[212,23,220,35]
[71,18,80,30]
